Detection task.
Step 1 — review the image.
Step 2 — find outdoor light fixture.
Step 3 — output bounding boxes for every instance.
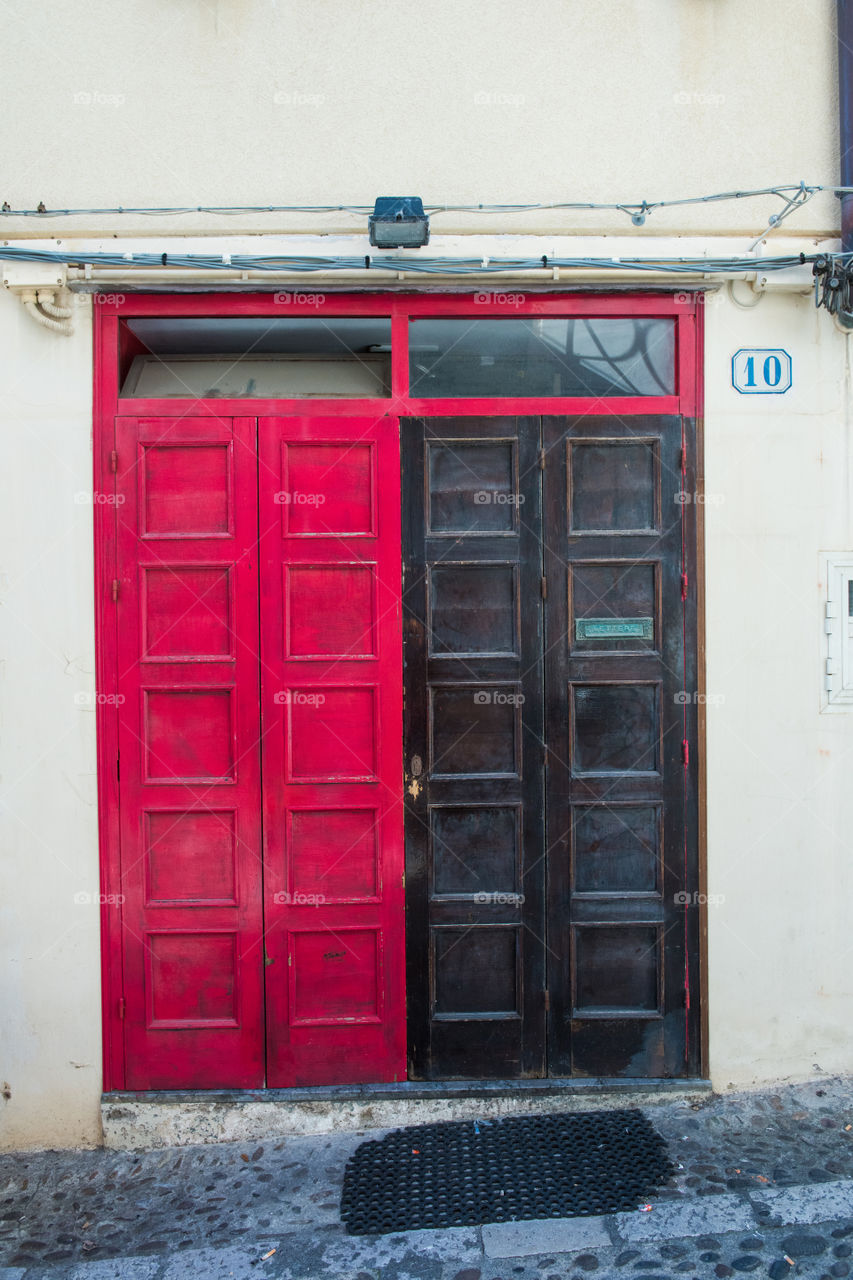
[368,197,430,248]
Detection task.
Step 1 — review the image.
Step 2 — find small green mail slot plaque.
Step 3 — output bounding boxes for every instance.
[576,617,653,640]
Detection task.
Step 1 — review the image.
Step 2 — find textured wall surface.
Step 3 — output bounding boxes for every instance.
[0,291,102,1149]
[0,0,840,237]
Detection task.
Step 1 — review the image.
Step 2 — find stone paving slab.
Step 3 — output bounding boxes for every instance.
[316,1223,482,1271]
[384,1226,482,1259]
[612,1191,755,1241]
[159,1246,287,1280]
[482,1212,612,1256]
[22,1265,158,1280]
[750,1177,853,1224]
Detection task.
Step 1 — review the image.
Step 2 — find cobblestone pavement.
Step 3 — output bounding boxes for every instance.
[3,1078,853,1279]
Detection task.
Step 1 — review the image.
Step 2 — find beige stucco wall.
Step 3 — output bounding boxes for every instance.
[0,0,841,240]
[1,0,852,1149]
[0,291,103,1149]
[704,290,853,1088]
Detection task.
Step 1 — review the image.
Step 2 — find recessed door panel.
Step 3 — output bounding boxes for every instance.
[427,441,518,534]
[429,564,518,657]
[144,810,238,905]
[570,561,658,654]
[571,683,661,775]
[287,808,380,902]
[285,564,377,658]
[433,927,520,1016]
[568,439,658,533]
[571,804,661,895]
[141,442,233,537]
[431,805,520,897]
[281,441,375,536]
[141,564,233,660]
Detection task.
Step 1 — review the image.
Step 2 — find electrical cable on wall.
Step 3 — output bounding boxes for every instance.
[812,254,853,314]
[0,182,834,224]
[0,247,827,275]
[0,181,837,305]
[1,179,844,317]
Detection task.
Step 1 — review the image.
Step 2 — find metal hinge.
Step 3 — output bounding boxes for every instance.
[681,572,689,601]
[678,447,686,471]
[116,752,120,781]
[543,990,550,1011]
[538,448,546,471]
[682,739,690,767]
[110,450,118,474]
[111,579,119,602]
[825,600,838,634]
[541,576,547,600]
[118,996,126,1020]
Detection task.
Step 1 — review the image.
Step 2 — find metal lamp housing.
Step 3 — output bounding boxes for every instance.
[368,197,430,248]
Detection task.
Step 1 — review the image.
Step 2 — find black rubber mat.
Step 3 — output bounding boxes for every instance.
[340,1108,674,1235]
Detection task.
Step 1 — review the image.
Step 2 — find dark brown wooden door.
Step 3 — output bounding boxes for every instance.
[403,415,699,1080]
[402,417,546,1079]
[543,415,699,1078]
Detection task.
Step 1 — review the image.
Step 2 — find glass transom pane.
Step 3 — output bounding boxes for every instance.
[409,317,675,397]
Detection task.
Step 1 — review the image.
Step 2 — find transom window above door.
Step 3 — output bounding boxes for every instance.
[408,317,674,397]
[120,316,393,398]
[114,300,681,405]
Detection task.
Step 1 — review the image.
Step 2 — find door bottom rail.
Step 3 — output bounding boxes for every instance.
[102,1077,712,1149]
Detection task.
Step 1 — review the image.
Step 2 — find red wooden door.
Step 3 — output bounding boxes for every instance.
[115,415,265,1088]
[259,416,406,1085]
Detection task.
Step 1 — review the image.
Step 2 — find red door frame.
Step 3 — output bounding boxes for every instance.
[94,290,704,1091]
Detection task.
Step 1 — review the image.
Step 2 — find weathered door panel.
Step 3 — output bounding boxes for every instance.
[259,416,406,1086]
[402,413,698,1080]
[542,414,698,1077]
[402,417,546,1080]
[115,415,265,1089]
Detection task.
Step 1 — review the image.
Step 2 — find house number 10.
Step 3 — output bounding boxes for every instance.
[732,347,793,394]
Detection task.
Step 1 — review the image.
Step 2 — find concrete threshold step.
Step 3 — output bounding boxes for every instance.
[102,1076,711,1149]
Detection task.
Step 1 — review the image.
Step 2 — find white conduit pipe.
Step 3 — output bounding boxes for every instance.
[36,288,73,318]
[25,301,73,334]
[20,290,72,334]
[66,266,758,288]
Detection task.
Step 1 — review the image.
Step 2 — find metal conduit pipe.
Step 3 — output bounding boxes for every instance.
[838,0,853,326]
